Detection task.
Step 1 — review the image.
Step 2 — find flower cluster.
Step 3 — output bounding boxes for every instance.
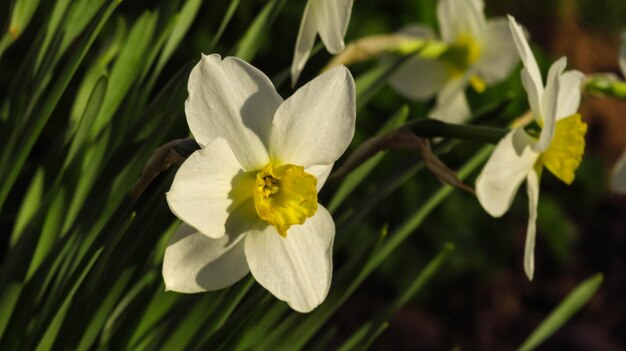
[164,0,596,311]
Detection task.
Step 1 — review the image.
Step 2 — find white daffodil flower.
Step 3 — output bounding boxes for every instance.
[291,0,355,87]
[163,54,356,313]
[610,31,626,193]
[389,0,520,123]
[476,16,587,281]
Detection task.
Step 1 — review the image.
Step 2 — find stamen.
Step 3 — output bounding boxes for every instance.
[253,164,318,237]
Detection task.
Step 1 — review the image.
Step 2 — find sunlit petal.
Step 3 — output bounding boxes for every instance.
[508,16,543,115]
[167,138,257,239]
[163,223,249,293]
[476,129,539,217]
[245,205,334,313]
[186,54,282,170]
[524,166,542,281]
[555,70,585,120]
[270,66,355,168]
[306,163,334,191]
[291,1,318,87]
[313,0,354,53]
[533,57,566,153]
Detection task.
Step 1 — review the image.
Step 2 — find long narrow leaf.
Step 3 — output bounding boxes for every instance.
[519,273,604,351]
[234,0,286,62]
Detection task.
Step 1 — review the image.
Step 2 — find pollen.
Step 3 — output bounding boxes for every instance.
[539,114,587,185]
[253,163,318,237]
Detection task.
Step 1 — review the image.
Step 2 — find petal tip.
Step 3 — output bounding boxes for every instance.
[201,53,222,62]
[288,300,321,313]
[475,180,508,218]
[506,14,517,25]
[524,267,534,281]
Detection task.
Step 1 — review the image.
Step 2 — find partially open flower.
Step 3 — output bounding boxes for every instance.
[163,54,356,312]
[291,0,355,86]
[476,16,587,281]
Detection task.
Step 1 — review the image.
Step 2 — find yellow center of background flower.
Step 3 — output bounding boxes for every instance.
[253,163,318,237]
[539,114,587,185]
[454,33,481,66]
[440,33,485,92]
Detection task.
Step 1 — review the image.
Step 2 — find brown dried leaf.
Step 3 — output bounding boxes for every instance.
[129,138,198,199]
[415,139,475,195]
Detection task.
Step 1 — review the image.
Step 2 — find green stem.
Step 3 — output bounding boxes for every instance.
[405,118,508,144]
[584,74,626,99]
[395,37,449,59]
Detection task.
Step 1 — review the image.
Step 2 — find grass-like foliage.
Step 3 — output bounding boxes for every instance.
[0,0,618,349]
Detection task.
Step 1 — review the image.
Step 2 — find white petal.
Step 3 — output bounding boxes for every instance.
[291,1,318,87]
[473,18,520,84]
[313,0,354,53]
[476,129,540,217]
[162,223,249,293]
[429,78,471,123]
[270,66,356,168]
[244,205,335,313]
[524,166,541,281]
[620,30,626,77]
[521,68,543,122]
[167,138,254,239]
[555,70,584,120]
[508,16,543,111]
[306,163,334,191]
[438,0,486,43]
[611,149,626,194]
[389,56,451,101]
[533,58,565,153]
[186,54,282,170]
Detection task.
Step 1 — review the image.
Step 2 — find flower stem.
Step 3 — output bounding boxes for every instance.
[584,74,626,99]
[404,119,508,144]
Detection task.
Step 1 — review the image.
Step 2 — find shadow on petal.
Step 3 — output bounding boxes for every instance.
[226,170,268,245]
[163,224,249,292]
[241,89,280,152]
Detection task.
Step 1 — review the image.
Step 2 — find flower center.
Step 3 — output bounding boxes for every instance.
[539,114,587,185]
[253,163,318,237]
[440,34,482,71]
[454,33,482,67]
[440,33,485,92]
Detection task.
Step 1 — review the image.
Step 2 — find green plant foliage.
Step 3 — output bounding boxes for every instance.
[519,274,604,351]
[0,0,619,350]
